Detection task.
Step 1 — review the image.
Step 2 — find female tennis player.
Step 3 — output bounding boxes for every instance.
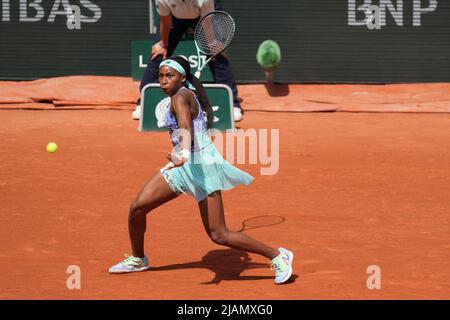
[109,56,293,284]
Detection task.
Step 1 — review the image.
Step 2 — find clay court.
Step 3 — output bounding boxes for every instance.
[1,82,449,299]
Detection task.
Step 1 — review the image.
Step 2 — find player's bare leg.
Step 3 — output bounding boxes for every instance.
[128,172,179,258]
[109,172,178,274]
[198,191,279,260]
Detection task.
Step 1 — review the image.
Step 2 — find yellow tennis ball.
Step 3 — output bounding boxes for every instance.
[46,142,58,153]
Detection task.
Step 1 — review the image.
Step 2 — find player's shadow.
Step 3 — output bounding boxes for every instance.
[264,82,290,97]
[148,248,290,285]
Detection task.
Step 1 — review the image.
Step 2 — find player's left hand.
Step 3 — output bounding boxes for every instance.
[165,151,185,167]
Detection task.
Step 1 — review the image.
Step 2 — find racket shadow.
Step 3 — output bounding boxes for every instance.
[235,215,286,233]
[148,248,273,285]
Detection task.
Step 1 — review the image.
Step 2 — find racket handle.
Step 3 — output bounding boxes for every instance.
[194,70,201,78]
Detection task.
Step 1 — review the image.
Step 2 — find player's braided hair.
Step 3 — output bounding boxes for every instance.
[168,56,214,129]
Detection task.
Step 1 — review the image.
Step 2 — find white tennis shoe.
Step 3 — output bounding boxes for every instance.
[234,107,243,122]
[271,247,294,284]
[109,254,150,274]
[132,104,141,120]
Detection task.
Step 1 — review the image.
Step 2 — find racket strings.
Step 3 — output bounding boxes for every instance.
[195,13,235,56]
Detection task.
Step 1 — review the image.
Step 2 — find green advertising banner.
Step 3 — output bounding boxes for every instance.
[132,40,214,82]
[139,84,234,132]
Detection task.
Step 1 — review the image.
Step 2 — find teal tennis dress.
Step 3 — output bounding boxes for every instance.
[160,88,254,202]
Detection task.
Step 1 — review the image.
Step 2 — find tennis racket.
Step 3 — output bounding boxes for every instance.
[194,10,236,78]
[236,215,286,232]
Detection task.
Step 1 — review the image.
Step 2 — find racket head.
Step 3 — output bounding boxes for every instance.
[194,10,235,56]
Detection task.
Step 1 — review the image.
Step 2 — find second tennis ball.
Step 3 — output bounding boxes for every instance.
[46,142,58,153]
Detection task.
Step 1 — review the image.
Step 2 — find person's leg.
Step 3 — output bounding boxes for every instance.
[109,172,179,273]
[198,191,278,260]
[212,0,235,98]
[128,172,179,258]
[209,54,242,111]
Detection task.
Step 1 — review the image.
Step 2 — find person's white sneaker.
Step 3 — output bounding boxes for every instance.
[271,247,294,284]
[108,254,150,274]
[132,104,141,120]
[233,107,243,122]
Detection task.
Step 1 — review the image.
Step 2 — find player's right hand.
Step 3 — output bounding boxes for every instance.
[151,41,168,60]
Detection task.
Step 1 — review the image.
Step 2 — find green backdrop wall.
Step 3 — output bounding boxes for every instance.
[1,1,449,83]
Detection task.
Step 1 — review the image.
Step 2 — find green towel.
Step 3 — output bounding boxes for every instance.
[256,40,281,71]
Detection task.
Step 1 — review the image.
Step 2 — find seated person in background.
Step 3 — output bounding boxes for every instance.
[133,0,243,122]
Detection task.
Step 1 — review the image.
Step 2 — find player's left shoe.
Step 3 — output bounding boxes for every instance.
[271,247,294,284]
[233,107,243,122]
[108,254,150,274]
[132,104,141,120]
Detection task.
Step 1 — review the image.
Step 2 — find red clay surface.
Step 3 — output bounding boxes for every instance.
[239,83,450,113]
[1,109,449,299]
[1,77,449,113]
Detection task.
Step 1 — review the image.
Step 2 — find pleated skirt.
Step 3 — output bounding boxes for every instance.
[160,133,254,202]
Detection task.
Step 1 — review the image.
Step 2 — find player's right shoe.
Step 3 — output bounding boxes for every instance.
[271,247,294,284]
[108,254,150,274]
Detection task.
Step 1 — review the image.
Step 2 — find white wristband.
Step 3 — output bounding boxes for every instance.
[179,149,190,162]
[160,162,175,173]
